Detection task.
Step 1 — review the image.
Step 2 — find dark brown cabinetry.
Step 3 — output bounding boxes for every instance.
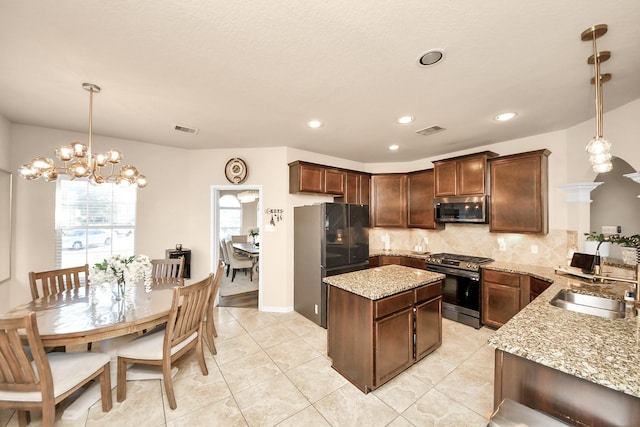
[341,171,371,205]
[489,149,550,234]
[407,169,442,229]
[328,281,442,392]
[370,174,407,228]
[433,151,498,197]
[529,276,551,302]
[482,269,529,328]
[370,255,426,269]
[289,161,346,195]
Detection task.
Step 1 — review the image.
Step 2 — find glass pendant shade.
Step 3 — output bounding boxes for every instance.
[592,161,613,173]
[55,145,74,161]
[585,137,611,154]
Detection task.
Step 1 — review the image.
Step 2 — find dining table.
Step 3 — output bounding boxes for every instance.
[5,281,181,419]
[232,242,260,272]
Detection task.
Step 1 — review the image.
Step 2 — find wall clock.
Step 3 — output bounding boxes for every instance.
[224,158,248,184]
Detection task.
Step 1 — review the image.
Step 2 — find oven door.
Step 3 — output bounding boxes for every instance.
[426,264,482,329]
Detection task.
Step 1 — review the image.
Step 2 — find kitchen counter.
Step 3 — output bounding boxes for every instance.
[323,264,444,300]
[369,249,430,260]
[484,261,640,399]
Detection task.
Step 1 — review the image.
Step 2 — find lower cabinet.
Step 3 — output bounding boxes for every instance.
[370,255,426,269]
[482,269,528,328]
[328,281,442,392]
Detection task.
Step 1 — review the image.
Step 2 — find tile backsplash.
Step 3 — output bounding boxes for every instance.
[370,224,577,268]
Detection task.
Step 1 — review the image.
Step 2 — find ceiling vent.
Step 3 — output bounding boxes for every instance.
[173,124,199,134]
[416,125,445,136]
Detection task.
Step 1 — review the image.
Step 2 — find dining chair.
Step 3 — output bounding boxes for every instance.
[150,257,185,285]
[219,239,231,277]
[116,273,213,410]
[204,261,224,355]
[231,234,248,243]
[28,264,89,300]
[225,240,253,282]
[0,312,112,427]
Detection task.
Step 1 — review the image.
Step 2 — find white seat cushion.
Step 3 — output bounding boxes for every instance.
[0,352,110,402]
[116,329,197,360]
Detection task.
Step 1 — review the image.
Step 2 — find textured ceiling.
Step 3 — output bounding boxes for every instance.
[1,1,639,163]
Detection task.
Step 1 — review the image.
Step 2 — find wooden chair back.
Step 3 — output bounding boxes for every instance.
[29,264,89,300]
[164,273,212,355]
[151,258,185,285]
[205,260,225,354]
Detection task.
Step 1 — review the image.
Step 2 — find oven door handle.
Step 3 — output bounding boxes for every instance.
[426,265,480,280]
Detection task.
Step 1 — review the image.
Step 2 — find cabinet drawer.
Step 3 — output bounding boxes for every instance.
[483,269,521,287]
[415,281,442,303]
[374,290,413,319]
[402,257,426,269]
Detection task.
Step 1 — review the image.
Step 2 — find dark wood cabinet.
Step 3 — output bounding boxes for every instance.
[341,171,371,204]
[482,269,529,328]
[529,276,551,301]
[289,161,345,195]
[371,255,426,269]
[407,169,442,229]
[489,149,550,234]
[434,151,498,197]
[328,281,442,392]
[370,174,407,227]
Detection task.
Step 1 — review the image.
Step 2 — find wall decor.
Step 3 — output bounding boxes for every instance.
[225,158,248,184]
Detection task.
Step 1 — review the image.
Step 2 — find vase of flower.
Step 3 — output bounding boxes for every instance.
[114,279,126,301]
[91,254,152,301]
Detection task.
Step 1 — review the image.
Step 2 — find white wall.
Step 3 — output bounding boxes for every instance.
[4,97,639,313]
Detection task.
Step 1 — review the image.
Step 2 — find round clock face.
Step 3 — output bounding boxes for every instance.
[225,158,248,184]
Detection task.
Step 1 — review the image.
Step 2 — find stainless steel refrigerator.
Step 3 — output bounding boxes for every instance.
[294,203,369,327]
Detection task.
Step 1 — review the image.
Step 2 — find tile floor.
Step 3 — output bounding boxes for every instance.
[2,307,496,426]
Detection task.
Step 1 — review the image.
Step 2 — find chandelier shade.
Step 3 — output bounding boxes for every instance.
[18,83,148,188]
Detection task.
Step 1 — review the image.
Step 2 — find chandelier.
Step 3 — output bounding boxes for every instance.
[581,24,613,174]
[18,83,148,188]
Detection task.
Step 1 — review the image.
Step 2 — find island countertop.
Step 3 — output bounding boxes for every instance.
[484,261,640,399]
[323,265,444,300]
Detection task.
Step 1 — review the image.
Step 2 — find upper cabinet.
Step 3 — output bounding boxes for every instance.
[340,171,371,205]
[371,174,407,228]
[407,169,442,229]
[433,151,498,196]
[489,149,550,234]
[289,161,346,196]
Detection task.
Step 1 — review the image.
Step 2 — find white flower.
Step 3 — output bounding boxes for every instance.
[90,254,152,290]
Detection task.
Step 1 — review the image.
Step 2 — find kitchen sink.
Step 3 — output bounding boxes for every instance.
[549,289,626,319]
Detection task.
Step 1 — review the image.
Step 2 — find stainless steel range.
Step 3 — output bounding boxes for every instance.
[425,253,493,329]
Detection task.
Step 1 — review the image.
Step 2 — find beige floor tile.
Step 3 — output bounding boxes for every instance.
[386,415,417,427]
[264,336,321,371]
[402,388,488,427]
[213,332,262,365]
[372,370,432,413]
[218,351,281,393]
[276,406,331,426]
[457,344,496,383]
[215,317,250,341]
[234,373,310,426]
[301,329,328,354]
[211,305,237,326]
[231,310,281,331]
[285,356,348,403]
[86,379,165,427]
[249,322,299,349]
[434,358,494,419]
[314,384,399,427]
[166,396,247,427]
[281,315,324,337]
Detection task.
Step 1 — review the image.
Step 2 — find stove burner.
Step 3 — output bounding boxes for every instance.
[426,253,494,271]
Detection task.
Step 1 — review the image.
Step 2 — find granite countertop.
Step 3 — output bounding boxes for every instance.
[323,265,444,300]
[369,249,430,259]
[483,261,640,398]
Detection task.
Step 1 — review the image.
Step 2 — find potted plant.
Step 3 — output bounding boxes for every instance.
[610,234,640,265]
[584,232,611,257]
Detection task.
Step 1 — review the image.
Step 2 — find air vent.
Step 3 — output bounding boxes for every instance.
[173,124,200,134]
[416,125,445,136]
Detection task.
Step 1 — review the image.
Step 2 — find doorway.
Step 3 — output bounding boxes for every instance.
[211,185,262,308]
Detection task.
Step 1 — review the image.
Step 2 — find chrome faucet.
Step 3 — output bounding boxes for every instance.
[592,263,640,316]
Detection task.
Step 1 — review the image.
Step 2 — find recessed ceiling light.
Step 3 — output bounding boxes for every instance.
[306,120,323,128]
[397,116,414,124]
[495,112,517,121]
[418,49,445,66]
[388,145,400,151]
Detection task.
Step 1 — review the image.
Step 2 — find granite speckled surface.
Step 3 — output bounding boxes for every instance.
[484,262,640,399]
[369,249,430,260]
[323,265,444,300]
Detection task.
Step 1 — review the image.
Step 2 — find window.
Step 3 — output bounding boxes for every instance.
[219,194,242,240]
[55,179,137,268]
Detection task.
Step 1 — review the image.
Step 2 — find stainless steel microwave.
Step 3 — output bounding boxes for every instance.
[434,196,488,223]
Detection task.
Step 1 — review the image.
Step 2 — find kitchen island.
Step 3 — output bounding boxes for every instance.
[324,265,444,393]
[485,262,640,426]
